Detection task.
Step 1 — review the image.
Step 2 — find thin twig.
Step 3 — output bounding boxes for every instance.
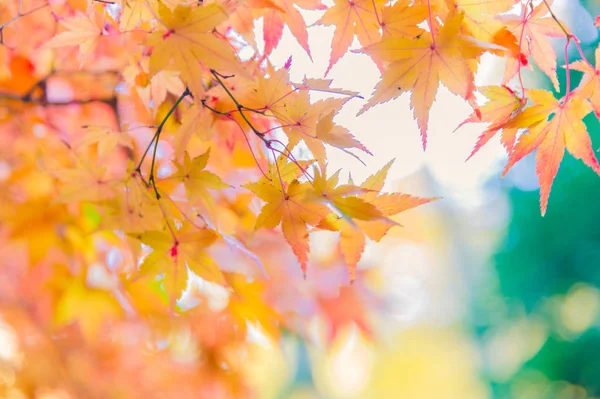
[542,0,569,36]
[136,88,190,199]
[210,70,268,141]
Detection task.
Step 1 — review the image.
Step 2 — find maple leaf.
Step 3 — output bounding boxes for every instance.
[272,90,360,168]
[173,104,214,158]
[570,48,600,118]
[133,225,222,308]
[315,110,371,158]
[318,160,435,281]
[53,158,119,203]
[125,58,186,116]
[119,0,156,30]
[359,12,485,148]
[294,77,362,98]
[170,149,230,214]
[380,0,427,39]
[73,126,133,160]
[261,0,326,58]
[254,68,295,115]
[316,0,385,75]
[318,285,372,341]
[245,158,329,275]
[458,85,524,159]
[54,277,123,341]
[43,12,106,66]
[224,0,284,48]
[444,0,520,60]
[147,3,246,100]
[311,166,381,223]
[101,172,163,234]
[499,0,566,91]
[502,90,600,215]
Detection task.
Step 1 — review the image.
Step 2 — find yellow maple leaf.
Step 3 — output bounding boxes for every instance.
[147,3,246,100]
[359,12,485,148]
[43,11,105,66]
[318,160,436,281]
[246,161,329,275]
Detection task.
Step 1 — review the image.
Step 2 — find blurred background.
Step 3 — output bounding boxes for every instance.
[2,0,600,397]
[241,1,600,398]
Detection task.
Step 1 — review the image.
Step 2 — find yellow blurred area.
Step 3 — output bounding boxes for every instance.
[246,324,489,399]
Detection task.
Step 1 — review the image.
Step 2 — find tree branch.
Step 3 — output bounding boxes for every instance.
[136,88,191,199]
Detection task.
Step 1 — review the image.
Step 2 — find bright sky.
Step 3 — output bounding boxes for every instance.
[254,8,506,205]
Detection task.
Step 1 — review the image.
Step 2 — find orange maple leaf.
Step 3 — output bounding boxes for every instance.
[245,156,328,275]
[43,11,107,66]
[318,160,435,281]
[458,85,524,159]
[499,0,566,91]
[502,90,600,215]
[262,0,326,58]
[570,48,600,118]
[251,179,330,276]
[445,0,520,60]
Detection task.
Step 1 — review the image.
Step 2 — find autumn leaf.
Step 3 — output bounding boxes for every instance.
[43,11,105,66]
[318,285,372,341]
[176,149,229,191]
[502,90,600,215]
[380,0,427,39]
[133,225,222,307]
[318,160,436,281]
[315,110,371,158]
[458,85,524,159]
[316,0,385,75]
[295,77,362,98]
[147,3,246,100]
[271,89,353,168]
[311,166,381,222]
[173,104,214,157]
[570,48,600,118]
[245,161,329,275]
[54,277,123,340]
[261,0,326,58]
[53,158,119,203]
[499,0,566,91]
[74,126,133,160]
[119,0,156,30]
[359,12,485,148]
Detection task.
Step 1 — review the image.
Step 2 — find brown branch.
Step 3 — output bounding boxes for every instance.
[0,70,122,126]
[0,1,50,44]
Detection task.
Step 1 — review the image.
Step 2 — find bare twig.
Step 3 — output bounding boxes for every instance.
[136,88,190,199]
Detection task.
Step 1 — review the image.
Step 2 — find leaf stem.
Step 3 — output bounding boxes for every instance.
[371,0,382,27]
[426,0,436,44]
[210,70,267,137]
[517,0,534,100]
[565,37,571,99]
[542,0,569,37]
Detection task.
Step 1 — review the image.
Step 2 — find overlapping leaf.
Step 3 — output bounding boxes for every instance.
[360,13,485,148]
[502,91,600,215]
